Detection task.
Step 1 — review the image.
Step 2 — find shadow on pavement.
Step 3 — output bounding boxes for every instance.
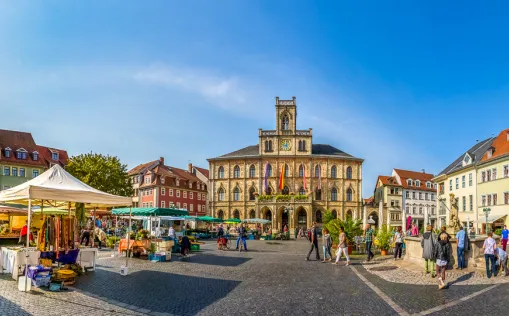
[0,296,30,316]
[75,269,241,315]
[185,254,251,267]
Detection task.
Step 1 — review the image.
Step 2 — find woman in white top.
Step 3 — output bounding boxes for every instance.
[393,226,404,260]
[333,226,350,266]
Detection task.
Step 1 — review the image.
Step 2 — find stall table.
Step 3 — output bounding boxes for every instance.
[0,247,40,280]
[78,248,98,271]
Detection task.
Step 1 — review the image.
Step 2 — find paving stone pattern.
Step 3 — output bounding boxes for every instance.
[2,240,509,315]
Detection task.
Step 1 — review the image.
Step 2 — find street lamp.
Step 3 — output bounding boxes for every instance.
[483,208,491,234]
[284,204,294,239]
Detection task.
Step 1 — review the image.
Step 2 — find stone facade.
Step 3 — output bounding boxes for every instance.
[207,97,363,234]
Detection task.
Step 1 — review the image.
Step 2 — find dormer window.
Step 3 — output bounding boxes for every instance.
[176,179,180,186]
[189,182,192,189]
[416,180,420,187]
[407,179,412,186]
[51,152,59,161]
[161,177,165,184]
[4,147,11,158]
[426,182,431,188]
[463,154,471,165]
[144,176,151,184]
[488,148,493,158]
[33,151,39,161]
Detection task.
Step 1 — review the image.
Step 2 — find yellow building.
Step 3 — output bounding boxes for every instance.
[207,97,363,235]
[477,128,509,232]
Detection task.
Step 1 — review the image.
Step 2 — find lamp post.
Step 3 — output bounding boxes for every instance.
[284,204,294,239]
[483,208,491,234]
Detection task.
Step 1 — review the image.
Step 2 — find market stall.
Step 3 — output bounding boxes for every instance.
[0,164,131,290]
[0,205,28,245]
[243,218,271,239]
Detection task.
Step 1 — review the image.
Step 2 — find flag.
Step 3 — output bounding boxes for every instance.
[279,163,285,190]
[317,165,322,190]
[303,165,307,191]
[264,162,269,192]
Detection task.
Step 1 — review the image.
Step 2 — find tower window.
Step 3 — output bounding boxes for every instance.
[281,115,289,130]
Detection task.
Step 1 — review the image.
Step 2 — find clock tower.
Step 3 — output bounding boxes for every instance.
[259,96,312,156]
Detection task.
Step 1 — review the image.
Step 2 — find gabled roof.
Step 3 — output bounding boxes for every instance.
[437,138,495,176]
[194,166,210,178]
[128,160,159,175]
[131,159,206,189]
[481,128,509,163]
[0,129,68,167]
[393,169,436,192]
[377,175,402,187]
[211,144,360,160]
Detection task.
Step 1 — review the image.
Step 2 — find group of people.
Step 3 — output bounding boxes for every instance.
[216,223,248,251]
[421,225,509,289]
[305,222,351,265]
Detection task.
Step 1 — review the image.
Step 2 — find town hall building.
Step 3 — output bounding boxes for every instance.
[207,97,363,236]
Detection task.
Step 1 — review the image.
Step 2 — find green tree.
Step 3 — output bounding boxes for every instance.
[66,153,133,225]
[325,218,362,245]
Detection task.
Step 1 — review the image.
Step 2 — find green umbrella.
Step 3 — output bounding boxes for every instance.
[224,218,241,224]
[197,216,223,223]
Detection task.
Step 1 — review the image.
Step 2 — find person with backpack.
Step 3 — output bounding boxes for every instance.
[435,230,452,289]
[421,225,437,277]
[306,222,320,261]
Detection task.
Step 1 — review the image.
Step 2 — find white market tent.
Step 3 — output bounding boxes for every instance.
[0,164,132,290]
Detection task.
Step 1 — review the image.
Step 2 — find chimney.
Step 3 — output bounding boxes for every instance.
[160,157,164,165]
[422,169,425,174]
[188,163,193,173]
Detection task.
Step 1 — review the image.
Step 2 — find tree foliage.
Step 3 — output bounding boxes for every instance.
[66,153,133,197]
[325,217,363,245]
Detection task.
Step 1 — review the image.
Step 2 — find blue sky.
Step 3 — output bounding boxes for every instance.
[1,1,508,196]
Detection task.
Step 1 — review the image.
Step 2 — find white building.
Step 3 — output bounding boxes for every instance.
[392,169,438,230]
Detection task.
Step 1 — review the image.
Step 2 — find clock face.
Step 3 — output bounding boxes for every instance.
[280,139,291,151]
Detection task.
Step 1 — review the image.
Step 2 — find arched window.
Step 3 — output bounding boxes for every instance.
[298,140,302,151]
[284,164,290,177]
[233,187,240,201]
[249,165,256,178]
[218,188,225,201]
[249,210,256,218]
[265,210,272,221]
[282,115,289,130]
[269,140,273,151]
[346,188,353,201]
[299,187,306,195]
[316,210,322,223]
[346,210,353,219]
[233,165,240,178]
[233,209,240,219]
[267,164,272,177]
[249,187,256,201]
[265,140,269,152]
[331,165,337,179]
[315,165,321,177]
[315,188,322,200]
[332,210,337,219]
[302,140,306,151]
[298,210,307,226]
[266,186,272,195]
[346,166,353,179]
[331,188,338,201]
[218,166,224,179]
[299,164,304,177]
[282,186,289,195]
[217,210,224,220]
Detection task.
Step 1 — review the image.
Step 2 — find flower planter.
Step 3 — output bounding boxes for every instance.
[380,249,388,256]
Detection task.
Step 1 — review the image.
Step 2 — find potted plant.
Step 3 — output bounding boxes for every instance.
[374,225,393,256]
[325,216,362,255]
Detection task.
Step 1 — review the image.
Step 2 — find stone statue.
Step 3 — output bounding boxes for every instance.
[448,193,461,233]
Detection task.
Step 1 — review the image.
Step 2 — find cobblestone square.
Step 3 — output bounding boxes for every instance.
[1,240,508,315]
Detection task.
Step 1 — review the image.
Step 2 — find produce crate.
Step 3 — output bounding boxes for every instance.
[148,254,166,262]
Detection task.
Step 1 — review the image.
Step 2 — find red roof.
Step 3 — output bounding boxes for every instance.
[377,175,402,187]
[481,128,509,162]
[0,129,68,167]
[363,196,374,205]
[394,168,436,192]
[194,166,209,178]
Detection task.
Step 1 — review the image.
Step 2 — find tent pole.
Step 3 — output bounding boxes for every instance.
[68,202,71,249]
[126,206,132,270]
[24,199,32,292]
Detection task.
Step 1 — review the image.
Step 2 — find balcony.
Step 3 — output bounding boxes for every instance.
[255,194,313,204]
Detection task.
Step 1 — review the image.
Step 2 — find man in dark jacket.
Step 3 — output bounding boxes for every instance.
[421,225,437,277]
[306,222,320,261]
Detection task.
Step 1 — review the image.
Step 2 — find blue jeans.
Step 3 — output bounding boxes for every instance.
[366,241,374,260]
[236,237,247,250]
[457,247,465,268]
[485,254,497,278]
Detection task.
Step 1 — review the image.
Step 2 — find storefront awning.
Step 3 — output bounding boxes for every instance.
[474,214,507,224]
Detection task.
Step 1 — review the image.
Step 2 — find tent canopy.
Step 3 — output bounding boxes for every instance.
[112,207,189,217]
[196,216,223,223]
[243,218,271,224]
[0,165,132,207]
[224,218,241,224]
[0,205,27,216]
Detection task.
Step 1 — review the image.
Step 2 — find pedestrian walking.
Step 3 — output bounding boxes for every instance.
[322,229,332,262]
[456,226,466,270]
[421,225,437,277]
[435,231,452,289]
[393,226,404,260]
[306,222,320,261]
[333,226,350,266]
[501,225,509,251]
[364,224,375,262]
[483,232,497,278]
[496,245,509,276]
